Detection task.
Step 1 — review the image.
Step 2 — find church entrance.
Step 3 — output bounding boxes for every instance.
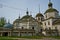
[3,32,8,36]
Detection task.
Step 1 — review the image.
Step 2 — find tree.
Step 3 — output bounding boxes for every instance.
[0,17,6,27]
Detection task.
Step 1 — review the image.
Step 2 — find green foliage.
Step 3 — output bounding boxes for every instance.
[0,17,6,27]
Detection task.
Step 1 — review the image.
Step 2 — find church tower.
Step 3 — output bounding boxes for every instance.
[36,5,44,22]
[44,0,59,19]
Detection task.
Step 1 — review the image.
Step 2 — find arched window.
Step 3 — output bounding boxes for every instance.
[22,27,24,29]
[40,28,43,32]
[46,14,47,18]
[32,27,34,30]
[45,22,46,25]
[38,17,40,20]
[48,21,50,25]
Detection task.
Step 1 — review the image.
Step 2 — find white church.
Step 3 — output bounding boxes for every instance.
[0,0,60,36]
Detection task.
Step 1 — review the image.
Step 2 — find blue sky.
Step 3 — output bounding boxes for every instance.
[0,0,60,24]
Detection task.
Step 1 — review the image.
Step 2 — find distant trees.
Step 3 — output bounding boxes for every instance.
[0,17,6,27]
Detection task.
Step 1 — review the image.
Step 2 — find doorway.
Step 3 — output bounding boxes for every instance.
[3,32,8,36]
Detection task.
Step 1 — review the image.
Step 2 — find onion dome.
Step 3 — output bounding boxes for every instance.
[44,8,59,14]
[4,21,13,28]
[21,15,36,22]
[36,4,43,17]
[22,9,36,22]
[48,1,52,8]
[44,0,59,14]
[26,8,29,15]
[13,19,20,24]
[21,15,31,20]
[13,14,21,24]
[36,13,43,17]
[48,0,53,8]
[13,8,36,23]
[48,2,52,8]
[21,8,31,20]
[21,8,36,22]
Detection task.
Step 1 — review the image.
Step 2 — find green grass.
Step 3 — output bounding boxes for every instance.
[19,36,43,39]
[0,36,60,40]
[0,36,16,40]
[46,36,60,39]
[0,36,43,39]
[0,39,16,40]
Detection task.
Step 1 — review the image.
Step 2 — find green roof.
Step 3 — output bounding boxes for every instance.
[36,13,43,17]
[44,8,59,14]
[13,15,37,23]
[21,15,31,19]
[21,15,36,22]
[13,19,20,24]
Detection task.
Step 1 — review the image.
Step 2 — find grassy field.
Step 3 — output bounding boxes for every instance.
[0,36,60,40]
[0,36,43,39]
[0,36,16,40]
[45,36,60,39]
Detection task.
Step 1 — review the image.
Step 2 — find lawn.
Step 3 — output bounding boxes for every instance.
[0,36,43,40]
[0,36,43,39]
[0,36,60,40]
[46,36,60,39]
[0,36,16,40]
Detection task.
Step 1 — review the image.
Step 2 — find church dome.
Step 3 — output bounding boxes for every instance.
[4,23,13,28]
[21,15,31,19]
[13,15,36,23]
[13,15,21,24]
[13,19,20,24]
[21,15,35,21]
[44,0,59,14]
[48,2,52,7]
[36,13,43,17]
[44,8,59,14]
[13,8,36,23]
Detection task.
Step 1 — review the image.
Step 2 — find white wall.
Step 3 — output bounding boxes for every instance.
[44,12,59,19]
[42,18,53,29]
[13,20,39,31]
